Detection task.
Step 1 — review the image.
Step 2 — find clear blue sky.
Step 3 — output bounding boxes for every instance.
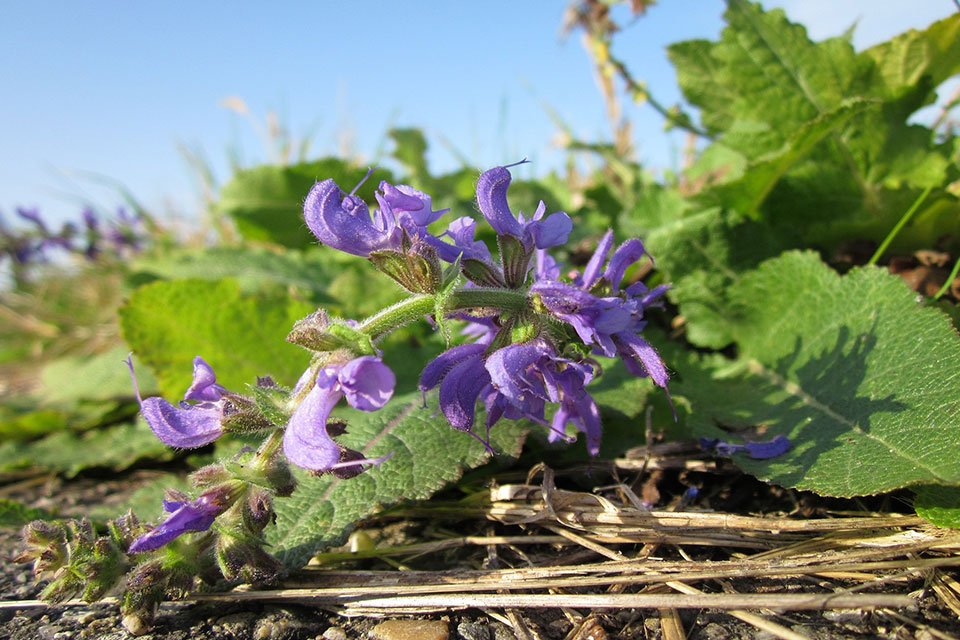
[1,1,955,225]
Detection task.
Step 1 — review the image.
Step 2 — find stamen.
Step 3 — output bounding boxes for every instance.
[349,167,376,196]
[503,158,530,170]
[124,353,144,404]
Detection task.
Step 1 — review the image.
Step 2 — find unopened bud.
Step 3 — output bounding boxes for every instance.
[189,463,232,489]
[368,241,443,294]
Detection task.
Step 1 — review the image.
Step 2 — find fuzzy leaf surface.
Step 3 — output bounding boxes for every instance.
[666,252,960,496]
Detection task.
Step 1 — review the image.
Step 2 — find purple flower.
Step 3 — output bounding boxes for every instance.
[531,230,670,390]
[304,174,401,257]
[283,356,395,472]
[126,355,227,448]
[485,340,599,453]
[419,342,491,432]
[377,182,448,230]
[128,493,227,553]
[429,216,493,264]
[476,164,572,251]
[421,339,597,453]
[700,435,791,459]
[304,171,446,258]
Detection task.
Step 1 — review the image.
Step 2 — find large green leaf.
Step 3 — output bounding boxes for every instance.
[664,251,960,496]
[119,279,314,397]
[0,420,173,477]
[217,159,394,249]
[711,100,870,217]
[863,14,960,103]
[269,392,528,568]
[670,1,959,250]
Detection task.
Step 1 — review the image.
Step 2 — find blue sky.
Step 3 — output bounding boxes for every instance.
[1,1,956,225]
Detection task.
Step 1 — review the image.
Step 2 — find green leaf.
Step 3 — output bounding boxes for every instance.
[217,159,394,249]
[667,251,960,496]
[863,14,960,103]
[119,279,314,397]
[670,1,960,251]
[712,100,871,216]
[914,485,960,529]
[39,346,156,405]
[269,392,528,568]
[646,208,792,348]
[132,246,337,302]
[0,498,54,527]
[0,420,174,477]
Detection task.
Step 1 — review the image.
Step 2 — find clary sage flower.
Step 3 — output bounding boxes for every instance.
[126,355,228,448]
[282,355,396,472]
[128,488,233,553]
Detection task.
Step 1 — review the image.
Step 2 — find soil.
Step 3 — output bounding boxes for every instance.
[1,471,959,640]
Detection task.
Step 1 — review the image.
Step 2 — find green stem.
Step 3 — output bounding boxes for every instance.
[357,288,530,340]
[254,429,285,467]
[934,258,960,300]
[867,186,934,266]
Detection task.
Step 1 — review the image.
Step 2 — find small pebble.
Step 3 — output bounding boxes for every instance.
[38,624,61,640]
[371,619,449,640]
[322,627,348,640]
[456,621,490,640]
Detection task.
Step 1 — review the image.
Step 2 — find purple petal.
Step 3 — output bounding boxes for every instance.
[282,383,344,471]
[431,216,492,263]
[439,356,491,430]
[744,435,792,459]
[580,230,614,289]
[534,250,560,281]
[183,356,227,402]
[616,333,669,389]
[553,394,602,455]
[139,397,223,448]
[381,183,447,227]
[419,342,488,392]
[529,211,572,250]
[701,435,791,460]
[338,356,395,411]
[476,167,523,238]
[485,341,552,405]
[304,179,396,257]
[128,495,222,553]
[604,239,647,293]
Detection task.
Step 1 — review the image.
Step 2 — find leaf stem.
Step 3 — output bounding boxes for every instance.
[867,186,934,266]
[933,258,960,300]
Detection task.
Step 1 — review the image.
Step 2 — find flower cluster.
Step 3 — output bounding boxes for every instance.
[22,162,678,631]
